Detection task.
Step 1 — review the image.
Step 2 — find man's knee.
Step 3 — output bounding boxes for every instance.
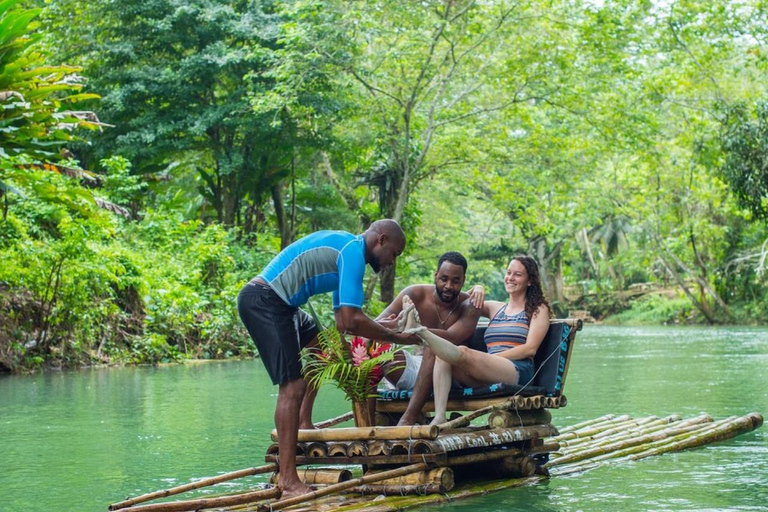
[279,378,307,401]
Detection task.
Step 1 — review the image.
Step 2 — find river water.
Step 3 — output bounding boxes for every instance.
[1,325,767,512]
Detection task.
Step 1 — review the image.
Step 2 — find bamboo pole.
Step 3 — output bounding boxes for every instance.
[556,414,711,455]
[377,396,530,414]
[526,441,560,455]
[314,411,355,429]
[553,414,762,477]
[269,469,353,485]
[436,398,516,431]
[271,425,439,442]
[435,424,557,453]
[108,463,278,510]
[488,408,552,428]
[557,414,617,433]
[113,487,280,512]
[348,483,445,495]
[347,440,368,457]
[550,415,636,442]
[254,463,430,512]
[549,416,722,466]
[443,447,524,466]
[367,440,392,456]
[554,415,714,458]
[368,467,454,490]
[558,415,665,448]
[550,417,734,474]
[411,440,444,454]
[306,442,329,458]
[327,443,349,457]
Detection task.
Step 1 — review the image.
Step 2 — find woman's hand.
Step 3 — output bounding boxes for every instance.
[468,285,485,309]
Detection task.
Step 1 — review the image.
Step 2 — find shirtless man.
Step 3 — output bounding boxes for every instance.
[377,251,485,426]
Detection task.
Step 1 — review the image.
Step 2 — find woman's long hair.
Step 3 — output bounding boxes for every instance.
[512,255,551,320]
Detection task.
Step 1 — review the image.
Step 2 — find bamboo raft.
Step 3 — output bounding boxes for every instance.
[107,319,763,511]
[108,410,764,512]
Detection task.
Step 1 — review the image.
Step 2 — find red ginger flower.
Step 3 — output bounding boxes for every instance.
[350,337,369,367]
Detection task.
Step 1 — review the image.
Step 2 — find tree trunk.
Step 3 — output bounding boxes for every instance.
[377,169,402,303]
[657,254,717,324]
[378,266,395,304]
[271,182,290,249]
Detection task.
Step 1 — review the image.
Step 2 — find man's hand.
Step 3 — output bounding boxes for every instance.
[377,313,400,330]
[393,331,423,345]
[468,285,485,309]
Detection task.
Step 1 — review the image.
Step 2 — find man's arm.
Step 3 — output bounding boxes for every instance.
[375,286,419,329]
[335,306,421,345]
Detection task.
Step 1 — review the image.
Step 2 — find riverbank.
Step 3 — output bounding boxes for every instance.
[3,283,765,374]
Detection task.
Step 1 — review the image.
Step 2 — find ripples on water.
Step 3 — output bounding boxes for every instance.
[1,326,766,512]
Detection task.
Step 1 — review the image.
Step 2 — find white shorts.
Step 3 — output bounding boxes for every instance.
[395,350,422,391]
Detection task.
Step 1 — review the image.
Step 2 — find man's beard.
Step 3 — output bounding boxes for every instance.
[434,285,458,303]
[370,258,382,273]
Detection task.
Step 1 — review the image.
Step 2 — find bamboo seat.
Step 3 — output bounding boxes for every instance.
[376,319,581,414]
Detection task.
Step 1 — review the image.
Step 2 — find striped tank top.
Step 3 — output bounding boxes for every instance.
[484,305,531,361]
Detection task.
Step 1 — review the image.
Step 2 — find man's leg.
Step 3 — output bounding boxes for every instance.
[298,383,317,430]
[276,377,313,497]
[397,347,435,426]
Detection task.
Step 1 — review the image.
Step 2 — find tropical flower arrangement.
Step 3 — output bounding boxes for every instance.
[301,327,397,403]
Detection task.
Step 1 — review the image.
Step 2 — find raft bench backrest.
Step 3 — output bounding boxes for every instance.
[467,318,582,397]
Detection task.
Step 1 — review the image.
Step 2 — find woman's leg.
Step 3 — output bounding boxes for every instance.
[430,357,453,426]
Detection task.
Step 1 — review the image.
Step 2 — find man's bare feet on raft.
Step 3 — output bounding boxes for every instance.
[279,482,314,499]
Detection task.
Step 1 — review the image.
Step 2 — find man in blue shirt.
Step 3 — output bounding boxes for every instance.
[238,219,419,497]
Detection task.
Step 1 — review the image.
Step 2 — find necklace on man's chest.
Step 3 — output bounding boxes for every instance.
[434,296,460,327]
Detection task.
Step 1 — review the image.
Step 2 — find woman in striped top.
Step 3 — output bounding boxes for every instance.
[401,255,550,426]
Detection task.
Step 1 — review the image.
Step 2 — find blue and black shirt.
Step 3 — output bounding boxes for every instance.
[255,230,366,310]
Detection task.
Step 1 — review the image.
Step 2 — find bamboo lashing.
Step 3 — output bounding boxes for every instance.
[108,463,278,510]
[271,425,439,442]
[254,463,430,512]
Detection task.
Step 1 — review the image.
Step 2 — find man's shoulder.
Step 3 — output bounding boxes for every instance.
[405,284,433,302]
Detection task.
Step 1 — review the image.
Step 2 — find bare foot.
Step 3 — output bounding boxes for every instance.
[402,297,422,332]
[279,482,313,499]
[396,414,418,427]
[298,422,317,430]
[397,300,416,332]
[429,414,447,427]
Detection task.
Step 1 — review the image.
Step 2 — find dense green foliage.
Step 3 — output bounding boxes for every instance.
[2,0,768,372]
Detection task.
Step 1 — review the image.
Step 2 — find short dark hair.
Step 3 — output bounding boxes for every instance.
[437,251,468,274]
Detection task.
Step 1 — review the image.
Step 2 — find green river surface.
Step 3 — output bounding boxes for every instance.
[2,325,767,512]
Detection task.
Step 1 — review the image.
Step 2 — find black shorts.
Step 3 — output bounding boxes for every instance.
[237,282,319,385]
